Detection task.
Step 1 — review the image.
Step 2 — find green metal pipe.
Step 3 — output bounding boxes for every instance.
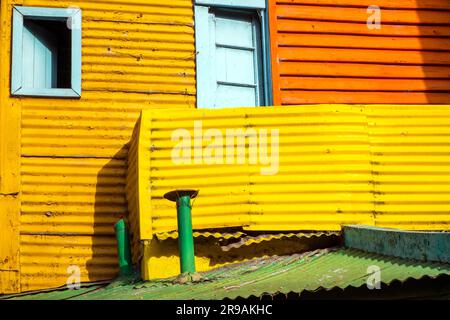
[176,195,196,273]
[114,219,133,276]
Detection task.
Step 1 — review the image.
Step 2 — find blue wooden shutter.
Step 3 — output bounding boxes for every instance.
[11,6,82,97]
[22,20,58,89]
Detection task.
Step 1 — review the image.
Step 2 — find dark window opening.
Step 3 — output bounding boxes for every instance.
[23,18,72,89]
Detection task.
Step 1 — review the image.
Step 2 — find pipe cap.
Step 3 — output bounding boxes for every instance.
[164,189,199,202]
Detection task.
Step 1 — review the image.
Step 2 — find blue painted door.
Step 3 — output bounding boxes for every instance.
[196,7,264,109]
[22,20,58,89]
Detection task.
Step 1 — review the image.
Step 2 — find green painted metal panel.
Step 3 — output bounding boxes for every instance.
[343,225,450,263]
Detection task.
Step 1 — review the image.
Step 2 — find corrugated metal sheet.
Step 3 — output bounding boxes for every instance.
[246,106,373,231]
[141,229,339,280]
[9,248,450,299]
[1,282,108,300]
[0,0,21,294]
[126,114,153,266]
[269,0,450,105]
[0,195,20,294]
[126,120,142,264]
[20,157,125,290]
[131,105,373,236]
[20,234,118,292]
[19,0,196,158]
[131,108,254,238]
[153,231,337,242]
[221,231,341,251]
[130,105,450,237]
[0,0,196,292]
[21,157,127,235]
[155,231,245,241]
[368,106,450,230]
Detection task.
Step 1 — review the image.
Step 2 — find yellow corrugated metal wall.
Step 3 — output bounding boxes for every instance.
[368,106,450,230]
[130,105,450,241]
[0,0,21,294]
[0,0,195,292]
[127,109,253,241]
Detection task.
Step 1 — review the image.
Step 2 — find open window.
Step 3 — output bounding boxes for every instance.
[11,6,81,97]
[195,0,271,109]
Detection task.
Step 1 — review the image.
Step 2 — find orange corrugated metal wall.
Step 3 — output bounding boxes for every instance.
[0,0,196,292]
[269,0,450,105]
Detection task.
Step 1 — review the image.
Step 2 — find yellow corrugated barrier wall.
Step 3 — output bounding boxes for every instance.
[0,0,195,293]
[130,105,450,238]
[368,105,450,230]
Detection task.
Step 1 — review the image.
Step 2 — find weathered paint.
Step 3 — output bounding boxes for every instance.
[268,0,450,105]
[0,196,20,293]
[343,225,450,263]
[0,0,196,293]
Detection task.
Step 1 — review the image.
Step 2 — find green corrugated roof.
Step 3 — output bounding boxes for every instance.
[6,247,450,300]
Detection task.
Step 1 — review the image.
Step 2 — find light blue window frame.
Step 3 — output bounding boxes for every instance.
[11,6,82,98]
[195,0,272,108]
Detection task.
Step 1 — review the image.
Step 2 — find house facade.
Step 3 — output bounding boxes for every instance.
[1,0,450,293]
